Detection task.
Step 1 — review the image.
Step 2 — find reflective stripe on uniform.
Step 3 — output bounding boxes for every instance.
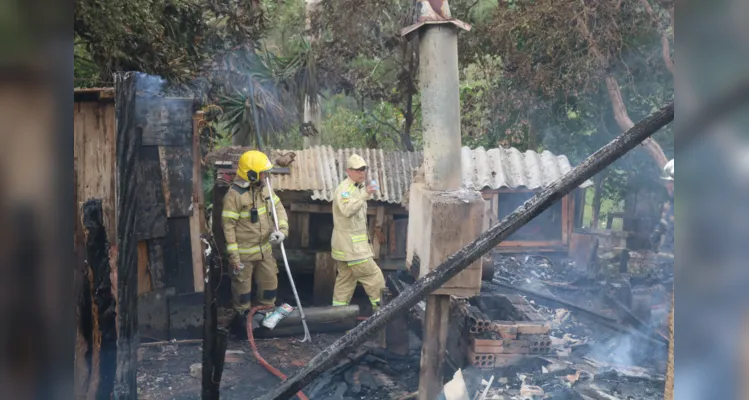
[226,243,239,252]
[237,243,272,255]
[347,259,367,267]
[278,220,289,228]
[351,234,367,243]
[370,298,380,306]
[332,250,346,258]
[222,211,240,220]
[332,301,348,306]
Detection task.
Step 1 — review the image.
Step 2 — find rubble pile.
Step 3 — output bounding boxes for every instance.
[439,250,672,399]
[304,342,421,400]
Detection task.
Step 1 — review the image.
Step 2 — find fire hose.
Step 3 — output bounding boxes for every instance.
[246,305,309,400]
[265,175,312,342]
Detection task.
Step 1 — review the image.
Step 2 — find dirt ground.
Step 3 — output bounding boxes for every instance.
[137,333,341,400]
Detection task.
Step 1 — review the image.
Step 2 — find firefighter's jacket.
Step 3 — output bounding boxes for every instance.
[331,177,373,262]
[222,177,289,265]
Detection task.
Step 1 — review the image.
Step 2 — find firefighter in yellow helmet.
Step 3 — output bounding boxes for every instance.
[222,150,289,326]
[330,154,386,311]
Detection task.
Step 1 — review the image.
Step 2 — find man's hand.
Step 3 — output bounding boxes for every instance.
[232,261,245,275]
[269,230,286,245]
[365,184,377,195]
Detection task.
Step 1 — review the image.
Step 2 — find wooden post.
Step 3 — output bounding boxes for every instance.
[202,236,227,399]
[80,199,118,398]
[313,252,337,306]
[191,111,206,292]
[299,212,310,248]
[665,293,674,400]
[419,295,451,400]
[113,72,141,399]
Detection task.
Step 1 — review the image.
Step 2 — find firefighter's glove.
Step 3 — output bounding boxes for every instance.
[269,231,286,245]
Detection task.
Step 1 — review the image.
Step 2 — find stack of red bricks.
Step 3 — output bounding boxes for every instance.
[464,294,552,369]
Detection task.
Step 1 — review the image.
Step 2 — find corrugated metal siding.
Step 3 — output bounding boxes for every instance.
[210,145,590,204]
[462,146,593,190]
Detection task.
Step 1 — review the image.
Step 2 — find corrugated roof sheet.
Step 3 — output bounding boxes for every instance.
[462,146,593,191]
[208,145,591,204]
[209,146,423,204]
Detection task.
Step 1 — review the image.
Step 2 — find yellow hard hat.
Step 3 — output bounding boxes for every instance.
[237,150,273,182]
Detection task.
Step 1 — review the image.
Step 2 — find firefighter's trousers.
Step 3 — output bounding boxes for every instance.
[332,258,385,309]
[231,254,278,312]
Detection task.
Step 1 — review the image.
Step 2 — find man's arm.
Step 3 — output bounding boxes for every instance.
[335,185,370,218]
[221,189,241,266]
[271,194,289,236]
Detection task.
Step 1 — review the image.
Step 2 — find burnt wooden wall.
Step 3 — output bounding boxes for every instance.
[131,90,203,296]
[74,89,119,400]
[74,83,207,398]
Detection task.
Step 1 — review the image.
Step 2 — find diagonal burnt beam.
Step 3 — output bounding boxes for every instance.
[255,102,675,400]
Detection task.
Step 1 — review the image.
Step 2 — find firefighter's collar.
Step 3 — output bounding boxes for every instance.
[233,177,250,188]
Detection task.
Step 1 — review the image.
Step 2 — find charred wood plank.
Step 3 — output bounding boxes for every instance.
[146,238,166,289]
[81,199,118,399]
[487,281,616,324]
[138,287,176,341]
[255,102,674,400]
[113,71,143,399]
[140,96,194,146]
[159,145,194,217]
[489,281,666,346]
[134,145,168,240]
[163,217,196,294]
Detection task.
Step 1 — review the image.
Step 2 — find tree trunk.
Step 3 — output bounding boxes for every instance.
[605,75,669,169]
[303,0,322,149]
[576,13,670,170]
[303,96,322,149]
[590,172,607,229]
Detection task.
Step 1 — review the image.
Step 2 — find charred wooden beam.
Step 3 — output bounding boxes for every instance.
[255,102,674,400]
[489,281,666,347]
[202,235,224,400]
[80,199,118,399]
[487,281,616,324]
[113,72,142,399]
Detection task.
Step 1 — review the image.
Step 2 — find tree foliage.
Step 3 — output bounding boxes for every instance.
[308,0,421,150]
[74,0,268,86]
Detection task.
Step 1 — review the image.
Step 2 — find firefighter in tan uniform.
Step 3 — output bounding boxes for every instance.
[331,154,386,311]
[222,150,289,326]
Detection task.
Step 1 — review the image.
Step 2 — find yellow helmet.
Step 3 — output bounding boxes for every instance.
[237,150,273,182]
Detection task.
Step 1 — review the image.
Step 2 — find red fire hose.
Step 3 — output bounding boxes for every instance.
[245,305,309,400]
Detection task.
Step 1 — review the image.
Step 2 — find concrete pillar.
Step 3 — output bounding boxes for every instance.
[418,25,462,191]
[406,17,479,400]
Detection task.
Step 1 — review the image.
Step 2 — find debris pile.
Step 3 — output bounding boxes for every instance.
[431,250,672,399]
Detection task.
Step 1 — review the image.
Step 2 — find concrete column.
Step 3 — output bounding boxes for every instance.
[418,25,462,191]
